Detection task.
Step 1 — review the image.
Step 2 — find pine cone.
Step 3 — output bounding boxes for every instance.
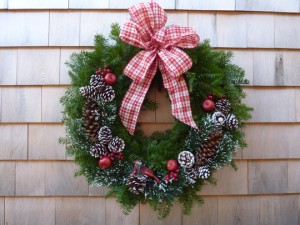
[211,111,226,126]
[185,168,198,180]
[82,98,101,142]
[90,74,106,87]
[178,151,195,168]
[197,166,210,179]
[99,85,115,103]
[195,129,223,166]
[224,114,239,130]
[98,126,112,144]
[90,143,107,158]
[79,86,99,99]
[215,99,231,115]
[108,137,125,152]
[127,174,147,195]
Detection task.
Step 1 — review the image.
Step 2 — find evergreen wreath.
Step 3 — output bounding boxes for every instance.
[60,7,252,218]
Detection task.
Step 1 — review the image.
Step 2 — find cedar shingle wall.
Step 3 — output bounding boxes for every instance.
[0,0,299,224]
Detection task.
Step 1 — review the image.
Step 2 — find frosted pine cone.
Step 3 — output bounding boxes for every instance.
[197,166,210,179]
[185,168,198,180]
[224,114,239,130]
[99,85,115,103]
[178,151,195,168]
[108,137,125,152]
[90,74,106,87]
[79,86,99,99]
[90,143,107,158]
[211,111,226,126]
[215,99,231,115]
[98,126,112,144]
[127,174,147,195]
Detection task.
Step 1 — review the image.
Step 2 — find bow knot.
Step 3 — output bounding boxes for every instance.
[119,2,200,135]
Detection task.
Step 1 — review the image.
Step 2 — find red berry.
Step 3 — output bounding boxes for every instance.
[202,99,215,111]
[96,68,102,75]
[103,73,117,86]
[98,156,112,169]
[166,159,179,172]
[101,72,105,76]
[208,95,214,100]
[175,169,180,173]
[173,173,178,178]
[106,69,112,73]
[104,65,109,69]
[113,150,117,154]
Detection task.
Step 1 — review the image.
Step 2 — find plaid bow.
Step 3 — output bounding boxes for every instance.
[119,1,200,135]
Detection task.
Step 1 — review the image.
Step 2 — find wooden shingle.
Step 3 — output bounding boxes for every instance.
[182,197,218,225]
[80,11,127,46]
[42,87,66,122]
[248,160,288,194]
[49,12,81,46]
[247,14,275,48]
[244,124,300,159]
[5,198,55,225]
[0,12,49,46]
[106,198,139,225]
[0,49,17,85]
[189,13,217,47]
[140,204,182,225]
[236,0,300,13]
[16,162,46,196]
[275,15,300,49]
[28,125,66,160]
[177,0,235,10]
[201,161,248,195]
[0,162,15,196]
[45,162,89,196]
[216,14,247,48]
[217,196,260,225]
[8,0,68,9]
[2,87,41,122]
[0,125,27,160]
[17,49,60,85]
[259,195,299,225]
[55,197,105,225]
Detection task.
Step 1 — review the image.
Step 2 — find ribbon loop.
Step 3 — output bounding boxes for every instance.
[119,2,200,135]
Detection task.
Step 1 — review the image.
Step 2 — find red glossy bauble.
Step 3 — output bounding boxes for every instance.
[104,73,117,85]
[202,99,215,111]
[167,159,179,172]
[98,156,112,169]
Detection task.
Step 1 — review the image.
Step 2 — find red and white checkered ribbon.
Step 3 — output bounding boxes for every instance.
[119,1,200,135]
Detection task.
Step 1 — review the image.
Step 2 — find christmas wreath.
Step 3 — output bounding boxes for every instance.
[60,2,252,219]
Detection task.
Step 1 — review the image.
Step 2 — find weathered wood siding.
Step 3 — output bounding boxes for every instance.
[0,0,300,224]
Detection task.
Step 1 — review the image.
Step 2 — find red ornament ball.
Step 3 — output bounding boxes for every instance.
[167,159,179,172]
[202,99,215,111]
[98,156,112,169]
[104,73,117,86]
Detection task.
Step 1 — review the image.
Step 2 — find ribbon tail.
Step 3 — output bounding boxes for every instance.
[167,77,198,130]
[119,63,157,135]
